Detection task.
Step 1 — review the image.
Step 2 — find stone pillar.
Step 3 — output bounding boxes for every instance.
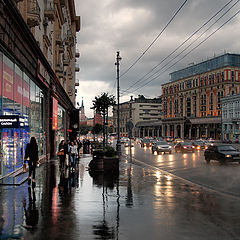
[147,128,150,137]
[180,123,184,139]
[161,124,165,137]
[205,126,208,139]
[139,128,141,138]
[197,127,200,139]
[189,127,192,140]
[157,128,159,137]
[167,124,170,136]
[174,124,178,138]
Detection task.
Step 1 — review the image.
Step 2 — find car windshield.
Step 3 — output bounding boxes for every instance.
[143,139,151,143]
[193,141,204,145]
[182,142,192,145]
[218,145,237,151]
[156,141,168,145]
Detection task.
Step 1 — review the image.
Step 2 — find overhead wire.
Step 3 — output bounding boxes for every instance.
[129,8,240,94]
[120,0,188,78]
[121,0,235,95]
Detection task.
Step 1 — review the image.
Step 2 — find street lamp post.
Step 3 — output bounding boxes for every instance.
[115,51,122,156]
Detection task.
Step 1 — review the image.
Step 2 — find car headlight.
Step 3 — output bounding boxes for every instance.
[192,146,195,148]
[226,155,231,158]
[183,146,187,149]
[169,146,172,148]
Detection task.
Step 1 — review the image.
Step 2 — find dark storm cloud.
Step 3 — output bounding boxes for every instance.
[75,0,240,115]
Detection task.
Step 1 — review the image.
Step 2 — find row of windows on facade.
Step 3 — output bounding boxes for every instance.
[224,124,240,131]
[163,92,223,112]
[162,71,237,95]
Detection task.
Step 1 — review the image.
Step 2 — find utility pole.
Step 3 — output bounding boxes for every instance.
[115,51,122,156]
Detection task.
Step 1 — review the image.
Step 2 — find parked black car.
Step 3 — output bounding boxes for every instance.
[175,142,195,152]
[204,144,240,164]
[152,141,172,154]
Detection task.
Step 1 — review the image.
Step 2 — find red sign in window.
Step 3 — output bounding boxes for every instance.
[52,97,58,130]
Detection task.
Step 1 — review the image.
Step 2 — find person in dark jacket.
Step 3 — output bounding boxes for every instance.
[58,140,66,169]
[25,137,39,188]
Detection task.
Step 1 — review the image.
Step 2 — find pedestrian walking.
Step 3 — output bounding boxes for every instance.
[24,137,39,188]
[58,140,65,169]
[69,141,78,170]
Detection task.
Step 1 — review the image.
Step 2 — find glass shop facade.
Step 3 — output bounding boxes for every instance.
[0,51,46,178]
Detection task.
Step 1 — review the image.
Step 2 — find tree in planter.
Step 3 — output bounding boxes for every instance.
[92,123,103,135]
[79,125,92,135]
[92,93,115,147]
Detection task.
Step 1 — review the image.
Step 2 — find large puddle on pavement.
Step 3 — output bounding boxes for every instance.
[0,155,240,240]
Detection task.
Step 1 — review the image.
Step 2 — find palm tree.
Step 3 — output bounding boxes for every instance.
[92,93,115,147]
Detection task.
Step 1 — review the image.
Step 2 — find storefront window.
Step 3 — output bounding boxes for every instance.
[0,51,46,177]
[56,104,65,153]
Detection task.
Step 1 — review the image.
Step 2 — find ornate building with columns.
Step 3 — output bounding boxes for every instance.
[161,53,240,140]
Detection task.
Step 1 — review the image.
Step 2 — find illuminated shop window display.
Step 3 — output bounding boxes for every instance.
[0,52,46,177]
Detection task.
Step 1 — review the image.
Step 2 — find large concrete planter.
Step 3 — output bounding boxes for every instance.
[89,156,119,173]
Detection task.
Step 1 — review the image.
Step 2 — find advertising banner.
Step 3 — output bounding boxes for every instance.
[52,97,58,130]
[3,62,14,101]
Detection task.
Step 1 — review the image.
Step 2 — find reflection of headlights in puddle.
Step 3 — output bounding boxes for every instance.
[192,153,196,161]
[155,171,161,181]
[157,154,163,162]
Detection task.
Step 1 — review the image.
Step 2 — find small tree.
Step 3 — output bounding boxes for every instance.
[92,123,103,135]
[92,93,115,146]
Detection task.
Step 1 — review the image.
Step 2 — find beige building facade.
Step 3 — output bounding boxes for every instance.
[113,96,162,137]
[15,0,80,105]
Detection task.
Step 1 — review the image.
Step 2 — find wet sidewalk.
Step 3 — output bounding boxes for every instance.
[1,154,240,239]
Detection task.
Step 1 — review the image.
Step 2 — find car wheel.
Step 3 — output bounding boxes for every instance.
[205,157,210,163]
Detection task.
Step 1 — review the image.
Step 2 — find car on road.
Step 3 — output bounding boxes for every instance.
[173,138,184,144]
[192,140,206,150]
[175,142,195,152]
[152,141,172,154]
[120,137,129,144]
[124,141,134,147]
[204,144,240,164]
[141,138,152,148]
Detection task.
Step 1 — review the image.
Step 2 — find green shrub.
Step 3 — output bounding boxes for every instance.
[104,145,116,157]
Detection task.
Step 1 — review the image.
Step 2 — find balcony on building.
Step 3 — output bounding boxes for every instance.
[55,30,62,45]
[59,43,64,53]
[55,62,63,74]
[75,63,80,72]
[60,0,66,6]
[63,57,70,66]
[44,0,55,21]
[27,0,40,28]
[75,79,79,86]
[75,49,80,58]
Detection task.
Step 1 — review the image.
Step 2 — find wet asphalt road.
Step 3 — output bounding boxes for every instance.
[125,142,240,198]
[1,145,240,239]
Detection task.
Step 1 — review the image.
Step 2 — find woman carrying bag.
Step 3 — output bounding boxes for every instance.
[24,137,39,188]
[58,140,65,169]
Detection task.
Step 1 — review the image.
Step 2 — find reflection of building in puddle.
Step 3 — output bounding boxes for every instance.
[89,171,120,239]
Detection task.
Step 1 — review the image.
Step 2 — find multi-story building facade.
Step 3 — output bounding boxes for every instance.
[113,96,162,137]
[222,94,240,142]
[161,53,240,140]
[0,0,80,178]
[15,0,80,105]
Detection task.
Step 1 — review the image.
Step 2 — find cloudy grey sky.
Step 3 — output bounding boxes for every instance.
[75,0,240,117]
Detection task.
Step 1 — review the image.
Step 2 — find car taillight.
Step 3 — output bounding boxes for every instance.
[197,146,200,150]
